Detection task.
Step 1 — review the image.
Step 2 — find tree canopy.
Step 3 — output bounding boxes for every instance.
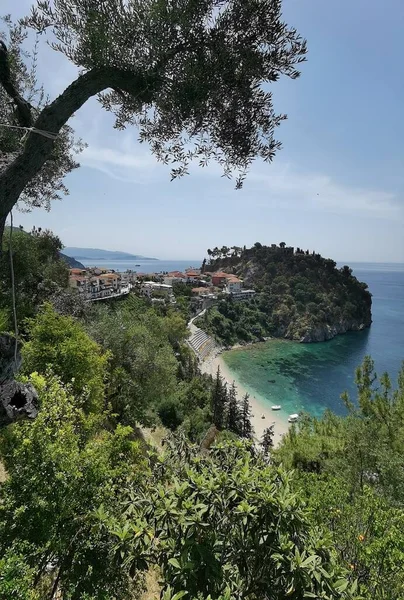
[0,226,69,326]
[273,357,404,599]
[0,372,147,600]
[0,0,306,244]
[21,303,109,412]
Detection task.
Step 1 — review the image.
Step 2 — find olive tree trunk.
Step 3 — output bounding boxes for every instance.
[0,64,152,247]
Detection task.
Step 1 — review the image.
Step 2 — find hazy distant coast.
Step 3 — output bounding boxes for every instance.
[63,247,158,262]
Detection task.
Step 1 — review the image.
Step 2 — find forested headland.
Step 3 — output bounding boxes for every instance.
[198,243,372,345]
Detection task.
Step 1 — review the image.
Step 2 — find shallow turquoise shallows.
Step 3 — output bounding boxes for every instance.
[223,263,404,419]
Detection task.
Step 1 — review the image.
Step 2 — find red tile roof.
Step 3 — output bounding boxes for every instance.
[212,271,232,278]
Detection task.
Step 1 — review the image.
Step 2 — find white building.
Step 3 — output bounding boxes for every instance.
[141,281,174,301]
[225,277,243,294]
[231,289,256,301]
[163,275,185,286]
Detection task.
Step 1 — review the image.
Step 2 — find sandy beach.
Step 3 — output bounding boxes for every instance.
[200,350,290,447]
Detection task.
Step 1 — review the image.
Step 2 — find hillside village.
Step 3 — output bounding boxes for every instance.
[68,265,256,306]
[67,243,309,305]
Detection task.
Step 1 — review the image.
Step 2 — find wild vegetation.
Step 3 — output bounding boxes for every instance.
[273,357,404,600]
[0,224,402,599]
[197,243,372,345]
[0,227,69,326]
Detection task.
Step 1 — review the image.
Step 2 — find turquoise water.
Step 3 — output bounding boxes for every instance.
[223,263,404,419]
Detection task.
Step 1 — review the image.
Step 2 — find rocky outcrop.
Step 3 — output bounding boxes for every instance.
[202,244,373,346]
[0,381,39,428]
[0,333,39,428]
[295,318,371,344]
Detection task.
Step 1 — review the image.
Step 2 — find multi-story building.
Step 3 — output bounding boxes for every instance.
[211,271,230,286]
[225,277,243,294]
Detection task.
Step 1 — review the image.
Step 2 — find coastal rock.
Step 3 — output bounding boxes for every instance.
[0,381,39,428]
[297,318,371,343]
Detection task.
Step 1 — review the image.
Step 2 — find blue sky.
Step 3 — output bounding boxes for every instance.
[3,0,404,262]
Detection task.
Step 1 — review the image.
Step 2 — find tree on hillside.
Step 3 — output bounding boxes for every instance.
[240,393,254,439]
[0,372,147,599]
[21,303,109,413]
[87,299,179,427]
[211,366,227,430]
[0,1,306,245]
[0,227,69,325]
[226,382,243,435]
[262,425,275,455]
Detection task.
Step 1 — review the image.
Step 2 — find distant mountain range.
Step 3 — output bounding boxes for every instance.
[62,247,158,261]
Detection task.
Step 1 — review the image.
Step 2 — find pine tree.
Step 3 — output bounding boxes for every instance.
[261,426,275,456]
[211,367,227,430]
[226,382,243,436]
[241,393,254,439]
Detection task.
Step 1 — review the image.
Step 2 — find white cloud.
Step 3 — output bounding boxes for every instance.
[78,134,402,220]
[244,161,402,218]
[80,144,160,183]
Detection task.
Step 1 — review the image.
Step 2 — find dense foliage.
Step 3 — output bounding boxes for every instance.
[86,296,184,427]
[0,378,358,600]
[0,373,147,600]
[199,244,372,345]
[273,357,404,599]
[0,225,401,600]
[21,304,109,413]
[0,227,69,327]
[140,435,358,600]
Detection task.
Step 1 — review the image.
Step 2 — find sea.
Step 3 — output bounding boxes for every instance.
[222,263,404,420]
[77,259,201,274]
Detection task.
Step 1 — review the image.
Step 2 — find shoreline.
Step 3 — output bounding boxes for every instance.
[200,348,290,447]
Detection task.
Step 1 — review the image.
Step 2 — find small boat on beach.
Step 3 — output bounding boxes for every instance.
[271,405,281,411]
[288,413,299,423]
